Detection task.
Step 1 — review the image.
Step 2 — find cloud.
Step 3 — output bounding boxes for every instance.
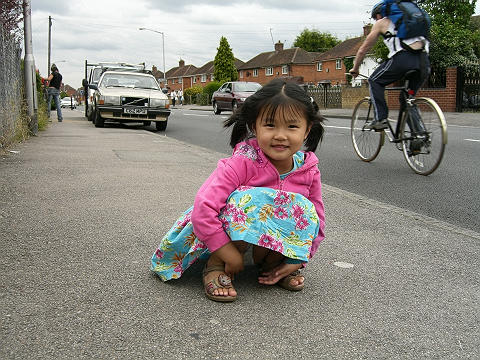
[27,0,372,88]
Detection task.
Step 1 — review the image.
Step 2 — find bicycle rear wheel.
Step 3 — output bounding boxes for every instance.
[351,97,384,162]
[401,97,447,175]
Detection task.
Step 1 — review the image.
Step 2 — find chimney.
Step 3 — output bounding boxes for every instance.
[363,24,373,36]
[179,59,185,67]
[274,41,284,52]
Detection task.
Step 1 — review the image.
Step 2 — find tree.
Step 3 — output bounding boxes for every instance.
[293,29,340,52]
[213,36,238,83]
[419,0,479,69]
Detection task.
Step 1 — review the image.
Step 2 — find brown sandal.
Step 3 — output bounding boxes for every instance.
[277,270,305,291]
[260,263,305,292]
[203,265,237,302]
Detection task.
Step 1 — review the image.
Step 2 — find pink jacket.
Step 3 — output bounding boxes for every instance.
[191,138,326,259]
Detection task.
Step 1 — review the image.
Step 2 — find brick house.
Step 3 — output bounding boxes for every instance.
[237,41,319,85]
[165,59,198,92]
[151,65,165,87]
[190,58,245,87]
[313,25,375,86]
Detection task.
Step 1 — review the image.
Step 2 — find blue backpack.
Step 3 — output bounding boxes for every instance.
[381,0,431,40]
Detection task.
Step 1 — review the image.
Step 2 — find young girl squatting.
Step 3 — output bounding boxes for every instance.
[151,79,326,302]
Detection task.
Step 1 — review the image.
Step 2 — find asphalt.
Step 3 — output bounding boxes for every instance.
[1,107,479,359]
[188,104,480,127]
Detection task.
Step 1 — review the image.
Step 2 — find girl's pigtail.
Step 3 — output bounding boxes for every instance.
[223,110,249,148]
[304,115,325,152]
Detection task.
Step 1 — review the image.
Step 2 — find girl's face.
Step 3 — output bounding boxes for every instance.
[253,104,311,174]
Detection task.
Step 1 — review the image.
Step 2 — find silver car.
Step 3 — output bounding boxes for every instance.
[89,71,171,131]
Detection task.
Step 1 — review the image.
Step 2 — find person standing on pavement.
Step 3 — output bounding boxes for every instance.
[171,90,177,107]
[178,89,183,105]
[151,79,326,302]
[46,64,63,122]
[349,1,430,131]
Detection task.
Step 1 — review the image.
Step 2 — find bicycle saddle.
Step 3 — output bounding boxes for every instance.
[404,70,420,81]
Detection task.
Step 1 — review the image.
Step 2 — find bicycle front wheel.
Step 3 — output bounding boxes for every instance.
[351,97,384,162]
[401,97,447,175]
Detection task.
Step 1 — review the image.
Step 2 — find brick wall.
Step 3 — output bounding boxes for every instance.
[387,67,457,112]
[342,83,370,108]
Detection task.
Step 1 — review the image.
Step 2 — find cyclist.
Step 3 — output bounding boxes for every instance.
[349,1,430,132]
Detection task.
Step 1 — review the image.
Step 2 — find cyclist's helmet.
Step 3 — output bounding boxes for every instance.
[371,1,384,19]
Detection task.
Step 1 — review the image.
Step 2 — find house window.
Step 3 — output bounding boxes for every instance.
[178,78,182,84]
[239,71,243,79]
[265,67,273,76]
[282,65,288,75]
[172,78,175,84]
[211,74,214,81]
[253,69,258,77]
[192,77,196,84]
[317,62,323,71]
[201,74,207,82]
[336,59,342,70]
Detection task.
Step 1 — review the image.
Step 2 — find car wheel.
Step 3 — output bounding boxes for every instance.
[156,120,167,131]
[143,121,151,127]
[94,109,104,128]
[232,101,238,113]
[213,102,221,115]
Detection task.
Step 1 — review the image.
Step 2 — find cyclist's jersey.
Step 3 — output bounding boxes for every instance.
[383,20,430,58]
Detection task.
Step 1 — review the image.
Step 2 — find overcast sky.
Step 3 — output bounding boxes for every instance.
[28,0,480,89]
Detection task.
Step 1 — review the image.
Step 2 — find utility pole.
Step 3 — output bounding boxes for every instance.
[23,0,38,134]
[48,16,52,76]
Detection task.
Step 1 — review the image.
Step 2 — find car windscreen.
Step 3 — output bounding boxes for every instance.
[100,74,160,90]
[233,83,261,92]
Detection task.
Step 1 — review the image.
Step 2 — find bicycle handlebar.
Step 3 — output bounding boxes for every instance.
[345,72,369,79]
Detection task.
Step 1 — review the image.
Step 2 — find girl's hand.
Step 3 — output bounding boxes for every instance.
[258,263,302,285]
[212,242,244,276]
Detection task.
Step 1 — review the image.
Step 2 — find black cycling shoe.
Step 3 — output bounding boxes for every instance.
[409,137,425,156]
[365,119,388,131]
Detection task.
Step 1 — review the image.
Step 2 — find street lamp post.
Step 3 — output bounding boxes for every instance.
[139,27,166,87]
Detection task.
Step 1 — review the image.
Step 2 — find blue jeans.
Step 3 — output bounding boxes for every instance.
[47,87,63,121]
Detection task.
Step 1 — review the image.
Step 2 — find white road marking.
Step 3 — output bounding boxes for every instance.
[324,125,350,130]
[465,139,480,142]
[333,261,354,269]
[185,113,209,117]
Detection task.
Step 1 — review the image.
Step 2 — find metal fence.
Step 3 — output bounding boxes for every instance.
[457,63,480,112]
[0,27,23,149]
[308,86,342,108]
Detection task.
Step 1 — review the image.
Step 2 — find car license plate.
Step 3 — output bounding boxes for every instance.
[124,107,147,115]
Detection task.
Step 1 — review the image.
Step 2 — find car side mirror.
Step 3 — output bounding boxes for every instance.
[88,84,98,90]
[82,79,88,87]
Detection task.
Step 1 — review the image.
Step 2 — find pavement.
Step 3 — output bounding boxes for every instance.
[1,108,479,359]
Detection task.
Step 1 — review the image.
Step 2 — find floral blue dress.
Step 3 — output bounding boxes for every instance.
[151,153,320,281]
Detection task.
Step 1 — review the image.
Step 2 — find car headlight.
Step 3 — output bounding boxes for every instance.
[99,95,120,105]
[150,98,167,107]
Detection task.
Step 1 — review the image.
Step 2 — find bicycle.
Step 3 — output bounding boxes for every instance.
[350,71,448,175]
